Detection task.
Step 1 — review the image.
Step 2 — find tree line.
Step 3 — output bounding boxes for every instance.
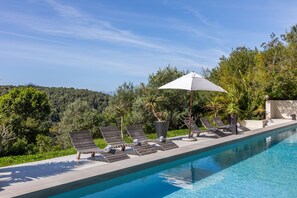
[1,24,296,157]
[0,86,110,156]
[208,25,297,119]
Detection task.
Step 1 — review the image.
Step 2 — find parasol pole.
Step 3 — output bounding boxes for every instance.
[188,91,192,138]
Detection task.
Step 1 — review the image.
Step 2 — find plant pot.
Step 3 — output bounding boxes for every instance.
[154,121,169,138]
[228,114,238,134]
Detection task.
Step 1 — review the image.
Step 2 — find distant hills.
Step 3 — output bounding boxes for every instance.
[101,91,115,96]
[0,85,111,122]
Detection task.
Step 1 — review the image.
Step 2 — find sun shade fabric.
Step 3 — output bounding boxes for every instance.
[158,72,226,92]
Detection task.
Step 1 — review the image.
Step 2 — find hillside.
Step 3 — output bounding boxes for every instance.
[0,85,110,122]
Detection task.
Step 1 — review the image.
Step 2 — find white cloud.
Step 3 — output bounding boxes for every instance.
[183,7,219,29]
[45,0,85,18]
[0,0,231,91]
[0,1,225,67]
[164,18,224,45]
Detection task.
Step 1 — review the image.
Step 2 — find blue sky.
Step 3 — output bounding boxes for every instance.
[1,0,297,92]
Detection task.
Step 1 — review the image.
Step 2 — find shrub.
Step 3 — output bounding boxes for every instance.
[0,124,16,155]
[9,138,30,155]
[35,134,52,153]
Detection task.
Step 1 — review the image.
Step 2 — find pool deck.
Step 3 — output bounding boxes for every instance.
[0,119,296,197]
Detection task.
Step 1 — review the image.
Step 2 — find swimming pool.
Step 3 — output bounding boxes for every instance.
[52,127,297,198]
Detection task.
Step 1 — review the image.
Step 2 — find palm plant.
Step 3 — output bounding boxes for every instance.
[226,102,240,115]
[144,93,166,121]
[140,84,167,121]
[253,105,265,120]
[224,86,242,117]
[205,96,224,117]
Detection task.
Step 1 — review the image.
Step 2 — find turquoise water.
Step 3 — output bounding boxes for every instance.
[52,128,297,198]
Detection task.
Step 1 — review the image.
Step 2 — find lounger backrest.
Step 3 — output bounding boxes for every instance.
[183,118,201,132]
[126,125,148,142]
[100,126,126,145]
[200,117,215,129]
[213,117,225,127]
[69,130,98,150]
[239,125,250,131]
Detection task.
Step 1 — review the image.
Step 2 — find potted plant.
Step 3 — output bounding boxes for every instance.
[226,102,240,134]
[143,92,169,138]
[153,112,169,138]
[253,105,268,127]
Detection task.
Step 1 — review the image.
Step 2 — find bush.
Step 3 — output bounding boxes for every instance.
[35,134,52,153]
[9,138,31,155]
[0,124,16,155]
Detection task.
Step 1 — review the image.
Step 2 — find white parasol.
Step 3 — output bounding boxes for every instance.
[159,72,226,138]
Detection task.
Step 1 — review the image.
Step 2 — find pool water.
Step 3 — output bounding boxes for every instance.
[52,128,297,198]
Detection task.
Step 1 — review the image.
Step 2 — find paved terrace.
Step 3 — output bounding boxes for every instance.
[0,119,296,198]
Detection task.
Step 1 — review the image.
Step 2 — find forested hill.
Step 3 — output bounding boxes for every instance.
[0,85,110,122]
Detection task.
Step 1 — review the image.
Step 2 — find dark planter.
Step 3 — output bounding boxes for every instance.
[154,121,169,138]
[228,114,238,134]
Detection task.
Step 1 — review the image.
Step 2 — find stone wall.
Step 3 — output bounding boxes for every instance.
[265,100,297,119]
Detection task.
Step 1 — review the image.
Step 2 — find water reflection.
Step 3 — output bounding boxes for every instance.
[159,129,297,188]
[160,157,220,188]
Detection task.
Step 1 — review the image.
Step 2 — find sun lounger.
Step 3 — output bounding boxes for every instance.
[184,117,222,138]
[100,126,157,156]
[213,117,232,131]
[183,117,201,138]
[69,130,130,162]
[126,125,179,151]
[238,125,250,131]
[200,117,232,137]
[214,116,250,132]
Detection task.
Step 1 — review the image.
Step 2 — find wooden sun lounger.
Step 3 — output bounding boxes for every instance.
[126,125,179,151]
[200,117,231,137]
[213,116,232,131]
[238,125,250,131]
[100,126,157,156]
[183,117,202,138]
[214,116,250,132]
[69,130,130,162]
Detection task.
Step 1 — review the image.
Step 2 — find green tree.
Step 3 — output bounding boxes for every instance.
[41,86,109,122]
[257,27,297,100]
[209,47,262,119]
[0,87,50,144]
[103,82,136,138]
[131,66,189,131]
[208,26,297,120]
[58,99,102,148]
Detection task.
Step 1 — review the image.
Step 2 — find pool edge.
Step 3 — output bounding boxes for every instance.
[10,121,297,197]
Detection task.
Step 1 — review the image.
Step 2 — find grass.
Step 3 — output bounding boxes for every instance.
[0,149,76,167]
[0,129,190,167]
[146,129,189,139]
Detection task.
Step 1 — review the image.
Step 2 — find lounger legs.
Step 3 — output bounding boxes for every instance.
[76,152,81,160]
[121,145,126,151]
[76,152,96,159]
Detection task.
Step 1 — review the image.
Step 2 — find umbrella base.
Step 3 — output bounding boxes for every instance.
[182,137,197,141]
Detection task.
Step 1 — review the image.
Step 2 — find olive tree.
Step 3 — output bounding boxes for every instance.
[58,99,102,148]
[131,66,189,131]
